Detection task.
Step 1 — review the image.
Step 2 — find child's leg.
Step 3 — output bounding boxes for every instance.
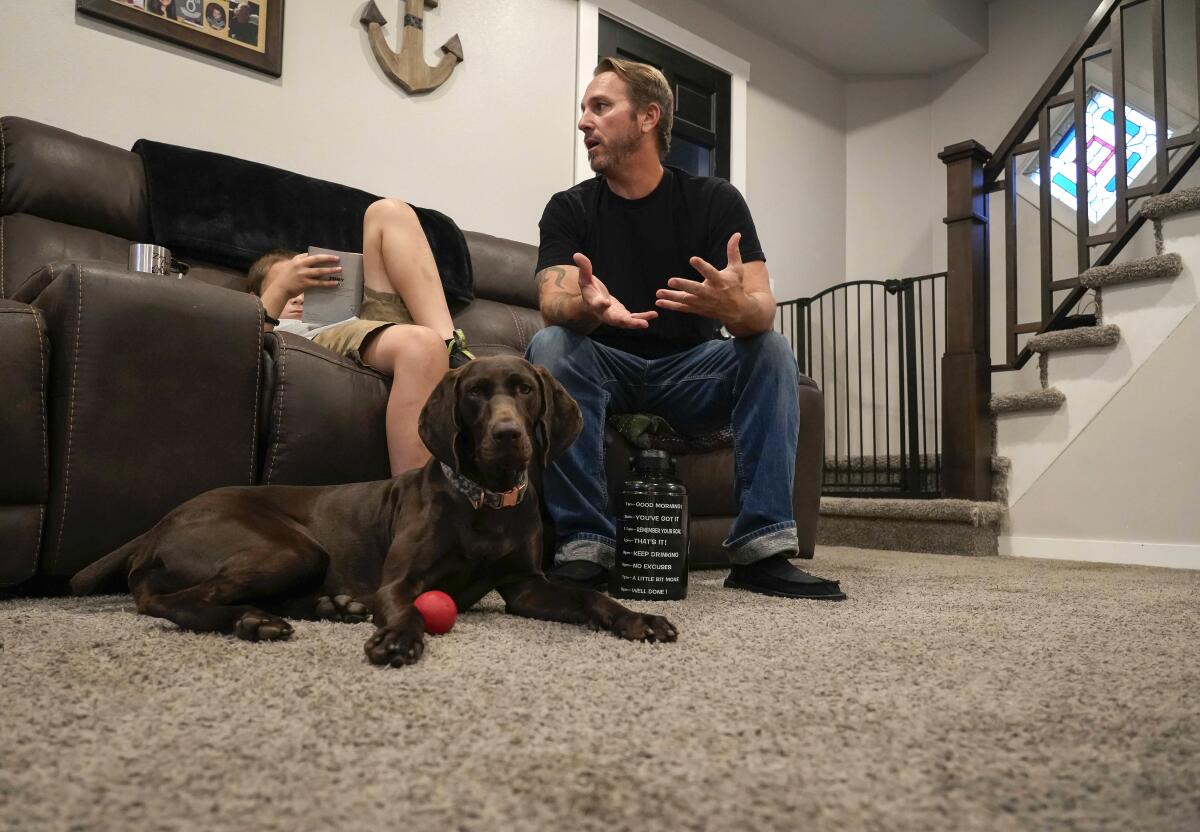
[363,198,455,339]
[360,324,449,475]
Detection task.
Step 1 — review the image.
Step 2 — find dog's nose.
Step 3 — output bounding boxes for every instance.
[491,422,523,444]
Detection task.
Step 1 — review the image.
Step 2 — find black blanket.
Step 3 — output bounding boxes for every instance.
[132,140,473,304]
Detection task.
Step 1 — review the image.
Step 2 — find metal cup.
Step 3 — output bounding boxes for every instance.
[128,243,189,278]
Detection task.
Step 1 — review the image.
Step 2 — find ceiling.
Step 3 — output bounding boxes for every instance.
[692,0,993,77]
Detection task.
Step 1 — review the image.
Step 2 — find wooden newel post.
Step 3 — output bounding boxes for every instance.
[938,140,993,501]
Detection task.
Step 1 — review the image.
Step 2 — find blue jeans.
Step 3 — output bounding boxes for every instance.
[526,326,801,568]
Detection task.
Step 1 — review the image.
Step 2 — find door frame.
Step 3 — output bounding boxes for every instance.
[574,0,749,195]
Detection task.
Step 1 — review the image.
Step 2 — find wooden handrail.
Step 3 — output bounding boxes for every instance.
[983,0,1121,183]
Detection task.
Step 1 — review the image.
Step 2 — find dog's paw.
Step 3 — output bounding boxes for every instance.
[234,610,294,642]
[611,612,678,643]
[364,625,425,667]
[315,594,372,623]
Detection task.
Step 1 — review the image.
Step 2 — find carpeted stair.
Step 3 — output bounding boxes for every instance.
[990,387,1065,414]
[1079,252,1182,288]
[818,495,1005,556]
[989,188,1198,418]
[1027,323,1121,354]
[817,457,1010,556]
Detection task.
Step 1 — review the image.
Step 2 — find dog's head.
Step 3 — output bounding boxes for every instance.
[418,355,583,486]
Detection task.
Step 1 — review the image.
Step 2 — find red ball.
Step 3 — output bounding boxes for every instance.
[413,590,457,635]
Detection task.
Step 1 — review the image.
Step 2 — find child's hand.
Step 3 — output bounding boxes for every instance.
[260,253,342,324]
[273,253,343,297]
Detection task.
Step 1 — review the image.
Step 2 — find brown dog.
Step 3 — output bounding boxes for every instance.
[71,355,678,666]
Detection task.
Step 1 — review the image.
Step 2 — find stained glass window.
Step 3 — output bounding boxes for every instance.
[1028,90,1169,224]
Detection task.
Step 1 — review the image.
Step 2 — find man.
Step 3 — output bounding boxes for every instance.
[526,58,844,600]
[229,3,258,44]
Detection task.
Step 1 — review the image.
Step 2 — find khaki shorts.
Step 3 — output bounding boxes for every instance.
[311,287,415,363]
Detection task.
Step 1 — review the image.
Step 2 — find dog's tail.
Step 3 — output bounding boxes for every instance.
[69,537,142,595]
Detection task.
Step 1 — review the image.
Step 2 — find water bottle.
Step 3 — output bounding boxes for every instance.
[610,449,689,600]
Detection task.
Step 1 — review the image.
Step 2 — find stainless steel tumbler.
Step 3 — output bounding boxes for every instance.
[128,244,188,277]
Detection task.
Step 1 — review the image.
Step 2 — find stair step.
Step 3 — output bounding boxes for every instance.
[1028,324,1120,354]
[1139,186,1200,221]
[820,497,1005,526]
[1079,253,1182,289]
[992,455,1012,505]
[990,387,1065,414]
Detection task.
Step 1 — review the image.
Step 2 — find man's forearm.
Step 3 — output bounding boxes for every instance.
[536,266,602,333]
[723,291,777,338]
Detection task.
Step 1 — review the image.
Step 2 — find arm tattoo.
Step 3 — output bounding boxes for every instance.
[535,266,569,291]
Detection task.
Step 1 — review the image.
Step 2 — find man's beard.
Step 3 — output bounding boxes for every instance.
[589,128,640,173]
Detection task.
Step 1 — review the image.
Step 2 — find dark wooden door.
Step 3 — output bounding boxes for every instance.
[598,16,731,180]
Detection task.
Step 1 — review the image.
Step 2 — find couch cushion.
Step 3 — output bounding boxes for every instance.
[452,297,544,357]
[0,300,49,585]
[0,117,149,243]
[259,333,392,486]
[463,230,539,310]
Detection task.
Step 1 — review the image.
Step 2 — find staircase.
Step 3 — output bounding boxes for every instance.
[806,0,1200,560]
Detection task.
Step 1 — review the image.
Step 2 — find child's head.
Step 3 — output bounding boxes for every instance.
[246,249,299,296]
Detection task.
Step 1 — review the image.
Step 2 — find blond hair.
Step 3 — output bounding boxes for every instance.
[595,57,674,159]
[245,249,298,296]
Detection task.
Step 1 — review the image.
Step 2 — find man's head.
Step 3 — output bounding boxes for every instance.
[579,58,674,174]
[234,4,251,23]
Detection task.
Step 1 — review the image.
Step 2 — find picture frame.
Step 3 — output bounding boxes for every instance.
[77,0,286,77]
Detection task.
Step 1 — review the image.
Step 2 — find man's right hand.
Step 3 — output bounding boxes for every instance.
[574,253,658,330]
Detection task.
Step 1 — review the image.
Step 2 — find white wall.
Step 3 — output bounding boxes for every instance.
[845,78,935,282]
[1003,301,1200,570]
[2,1,579,245]
[842,0,1101,282]
[0,0,846,300]
[632,0,847,300]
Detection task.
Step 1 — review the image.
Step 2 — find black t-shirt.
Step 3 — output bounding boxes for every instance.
[536,166,766,359]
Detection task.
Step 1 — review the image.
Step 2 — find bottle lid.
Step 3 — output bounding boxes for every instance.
[631,448,674,474]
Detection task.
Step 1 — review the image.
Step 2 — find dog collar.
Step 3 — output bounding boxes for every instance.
[440,463,528,510]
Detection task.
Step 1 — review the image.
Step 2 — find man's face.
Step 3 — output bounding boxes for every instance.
[578,72,646,174]
[235,5,250,22]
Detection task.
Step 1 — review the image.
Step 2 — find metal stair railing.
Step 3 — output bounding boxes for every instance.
[940,0,1200,500]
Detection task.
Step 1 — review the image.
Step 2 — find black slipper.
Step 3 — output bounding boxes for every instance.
[546,559,609,591]
[724,555,847,601]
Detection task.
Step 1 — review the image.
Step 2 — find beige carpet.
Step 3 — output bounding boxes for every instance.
[2,546,1198,832]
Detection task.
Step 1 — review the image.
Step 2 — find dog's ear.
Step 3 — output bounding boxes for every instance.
[533,363,583,468]
[418,366,464,471]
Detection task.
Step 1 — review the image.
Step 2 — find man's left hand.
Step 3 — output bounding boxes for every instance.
[655,233,755,324]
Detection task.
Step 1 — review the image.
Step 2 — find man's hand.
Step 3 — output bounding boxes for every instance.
[655,233,776,336]
[574,253,658,330]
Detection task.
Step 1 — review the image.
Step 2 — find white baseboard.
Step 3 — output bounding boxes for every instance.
[1000,535,1200,570]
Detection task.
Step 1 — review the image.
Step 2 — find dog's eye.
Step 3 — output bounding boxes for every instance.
[517,383,533,395]
[468,387,484,397]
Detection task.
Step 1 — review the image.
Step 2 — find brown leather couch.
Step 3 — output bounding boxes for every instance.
[0,115,823,592]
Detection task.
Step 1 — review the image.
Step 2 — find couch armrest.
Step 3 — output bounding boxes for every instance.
[31,262,264,581]
[0,299,49,585]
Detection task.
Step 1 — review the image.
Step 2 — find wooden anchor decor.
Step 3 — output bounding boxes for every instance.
[361,0,463,94]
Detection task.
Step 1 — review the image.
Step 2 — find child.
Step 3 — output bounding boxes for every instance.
[247,199,474,475]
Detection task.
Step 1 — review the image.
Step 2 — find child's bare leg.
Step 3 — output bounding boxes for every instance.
[363,198,455,339]
[361,325,449,474]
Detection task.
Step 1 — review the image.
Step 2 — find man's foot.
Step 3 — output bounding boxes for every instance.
[546,559,609,591]
[446,328,475,369]
[724,555,847,600]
